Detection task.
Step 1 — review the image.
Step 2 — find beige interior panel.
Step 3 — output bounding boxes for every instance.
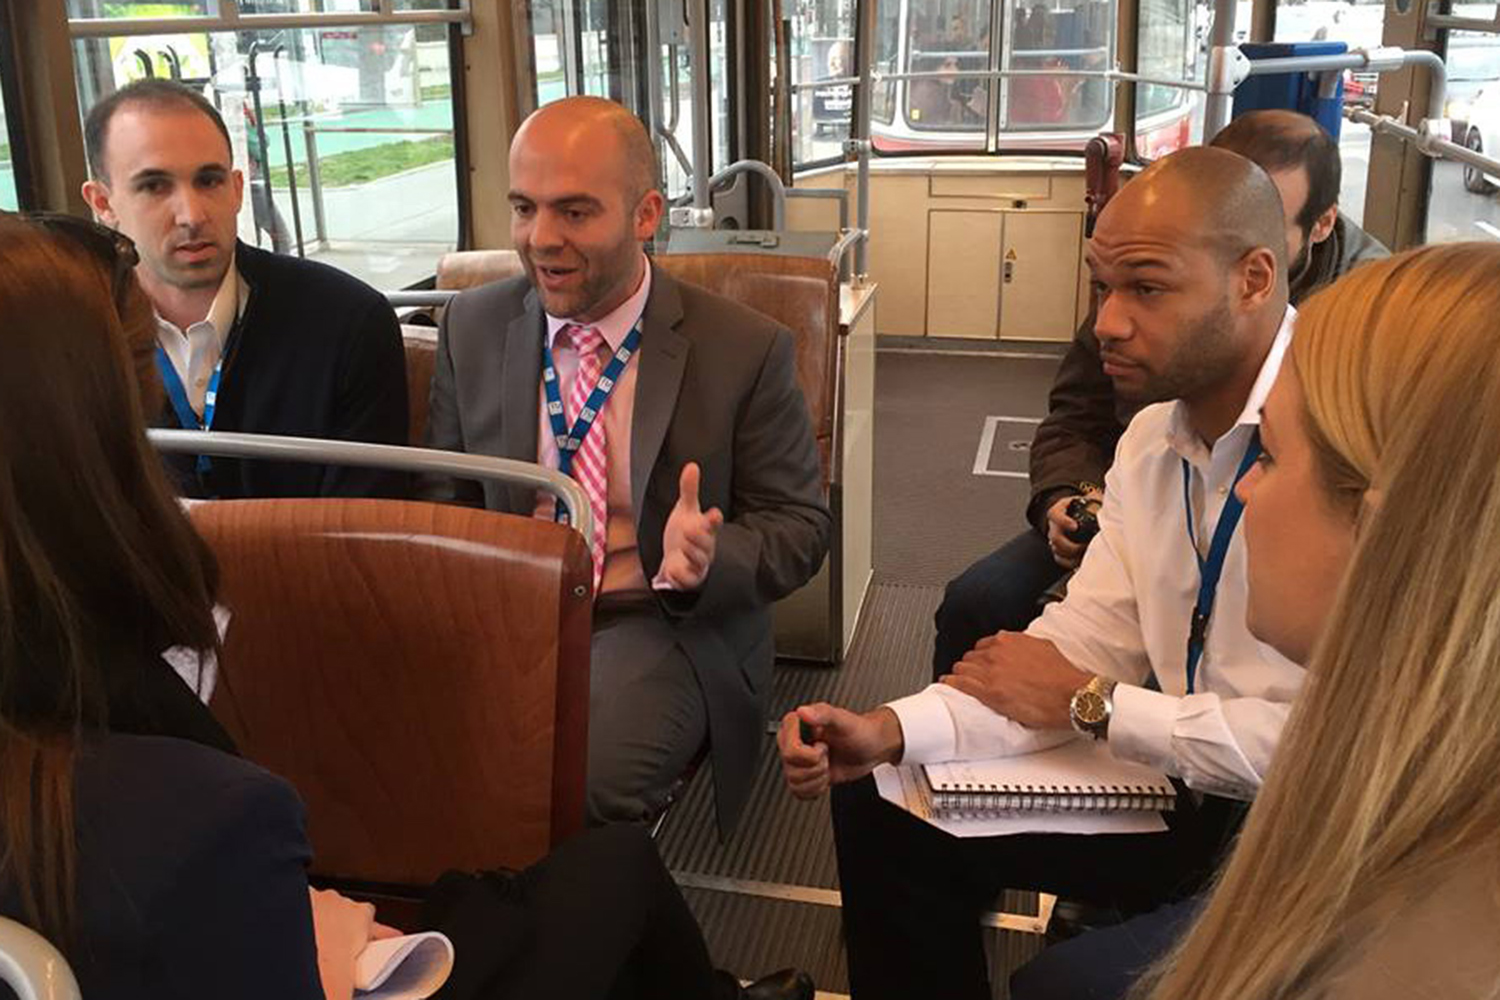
[865,175,931,336]
[927,211,1003,339]
[931,173,1052,201]
[999,212,1084,342]
[788,172,848,232]
[839,285,877,646]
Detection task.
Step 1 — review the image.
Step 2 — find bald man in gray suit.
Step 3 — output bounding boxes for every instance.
[423,97,831,835]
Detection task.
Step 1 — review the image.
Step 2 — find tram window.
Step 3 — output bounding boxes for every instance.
[70,21,462,290]
[1430,26,1500,243]
[1000,0,1113,130]
[872,0,1125,154]
[0,53,15,211]
[1132,0,1200,157]
[790,0,856,170]
[526,0,730,200]
[880,0,991,150]
[66,1,216,17]
[1271,0,1384,227]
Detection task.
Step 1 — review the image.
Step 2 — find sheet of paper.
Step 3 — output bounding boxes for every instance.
[354,932,455,1000]
[874,764,1167,838]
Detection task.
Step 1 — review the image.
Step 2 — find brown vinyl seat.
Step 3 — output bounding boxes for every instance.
[401,324,438,445]
[192,498,592,891]
[654,253,839,492]
[437,248,526,292]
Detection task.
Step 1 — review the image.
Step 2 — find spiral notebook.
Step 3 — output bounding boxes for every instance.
[921,739,1176,818]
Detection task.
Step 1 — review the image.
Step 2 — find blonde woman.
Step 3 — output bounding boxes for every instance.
[1137,241,1500,998]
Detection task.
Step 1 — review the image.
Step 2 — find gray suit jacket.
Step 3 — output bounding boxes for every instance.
[424,263,832,832]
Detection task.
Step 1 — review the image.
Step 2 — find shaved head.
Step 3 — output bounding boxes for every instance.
[507,97,665,321]
[515,97,659,204]
[1087,146,1289,423]
[1113,146,1289,281]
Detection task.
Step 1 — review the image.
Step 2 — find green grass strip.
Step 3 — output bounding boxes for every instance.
[269,134,454,189]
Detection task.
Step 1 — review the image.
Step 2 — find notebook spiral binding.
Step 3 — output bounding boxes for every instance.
[928,782,1176,817]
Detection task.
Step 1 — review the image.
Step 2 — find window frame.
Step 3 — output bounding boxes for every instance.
[68,1,474,286]
[0,0,37,209]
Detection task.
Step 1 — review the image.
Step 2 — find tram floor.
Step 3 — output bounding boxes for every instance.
[658,341,1065,998]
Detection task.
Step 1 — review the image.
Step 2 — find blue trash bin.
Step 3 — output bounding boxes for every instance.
[1234,41,1347,139]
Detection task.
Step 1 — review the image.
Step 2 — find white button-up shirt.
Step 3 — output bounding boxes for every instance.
[891,308,1301,801]
[154,260,248,417]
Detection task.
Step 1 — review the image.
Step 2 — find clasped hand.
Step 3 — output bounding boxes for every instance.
[777,703,905,800]
[659,462,723,591]
[940,631,1090,731]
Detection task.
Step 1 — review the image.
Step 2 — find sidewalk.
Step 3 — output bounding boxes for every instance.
[251,159,458,289]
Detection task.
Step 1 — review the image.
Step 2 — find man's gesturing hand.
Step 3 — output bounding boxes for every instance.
[659,462,724,590]
[777,703,905,799]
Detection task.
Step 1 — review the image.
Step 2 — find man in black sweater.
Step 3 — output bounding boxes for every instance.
[933,110,1388,678]
[80,79,408,499]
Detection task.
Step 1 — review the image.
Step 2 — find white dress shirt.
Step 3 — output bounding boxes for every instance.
[891,308,1302,801]
[154,260,248,417]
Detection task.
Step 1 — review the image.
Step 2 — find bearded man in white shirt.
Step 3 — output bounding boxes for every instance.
[778,147,1299,1000]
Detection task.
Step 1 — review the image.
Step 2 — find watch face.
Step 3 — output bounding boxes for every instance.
[1074,691,1107,725]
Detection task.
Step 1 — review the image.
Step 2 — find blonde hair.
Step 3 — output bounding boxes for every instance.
[1137,242,1500,1000]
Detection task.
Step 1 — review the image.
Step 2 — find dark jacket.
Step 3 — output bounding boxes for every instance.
[0,735,321,1000]
[0,653,321,1000]
[156,241,409,499]
[1025,215,1389,532]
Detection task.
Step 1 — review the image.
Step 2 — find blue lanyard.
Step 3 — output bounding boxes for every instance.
[1180,429,1262,694]
[155,345,224,476]
[541,322,643,524]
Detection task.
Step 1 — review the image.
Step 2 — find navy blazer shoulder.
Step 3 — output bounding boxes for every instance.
[159,241,409,500]
[0,734,322,1000]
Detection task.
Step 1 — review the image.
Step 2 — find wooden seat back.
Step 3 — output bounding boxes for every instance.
[192,498,592,887]
[655,253,839,483]
[401,325,438,445]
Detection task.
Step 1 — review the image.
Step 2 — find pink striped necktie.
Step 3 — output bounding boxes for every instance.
[562,324,609,595]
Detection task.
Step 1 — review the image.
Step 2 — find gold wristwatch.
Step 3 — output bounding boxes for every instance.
[1069,675,1117,740]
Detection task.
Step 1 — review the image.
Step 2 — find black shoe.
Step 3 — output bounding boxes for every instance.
[741,968,815,1000]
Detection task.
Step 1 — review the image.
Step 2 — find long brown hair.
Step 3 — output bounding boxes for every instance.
[1136,242,1500,999]
[0,215,221,942]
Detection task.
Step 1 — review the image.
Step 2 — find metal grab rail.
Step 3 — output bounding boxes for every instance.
[1236,47,1448,126]
[388,289,458,307]
[0,918,79,1000]
[1346,105,1500,180]
[147,430,594,550]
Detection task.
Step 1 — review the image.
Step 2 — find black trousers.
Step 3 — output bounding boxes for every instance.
[831,776,1242,1000]
[452,825,737,1000]
[1009,895,1202,1000]
[933,529,1067,680]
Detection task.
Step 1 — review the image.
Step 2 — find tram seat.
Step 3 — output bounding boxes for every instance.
[653,252,839,492]
[437,248,526,293]
[191,498,592,898]
[400,324,438,445]
[0,917,80,1000]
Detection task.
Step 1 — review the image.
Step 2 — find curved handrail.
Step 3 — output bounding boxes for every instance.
[0,918,80,1000]
[147,430,594,550]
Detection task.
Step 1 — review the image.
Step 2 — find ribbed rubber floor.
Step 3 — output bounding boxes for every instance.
[659,581,942,886]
